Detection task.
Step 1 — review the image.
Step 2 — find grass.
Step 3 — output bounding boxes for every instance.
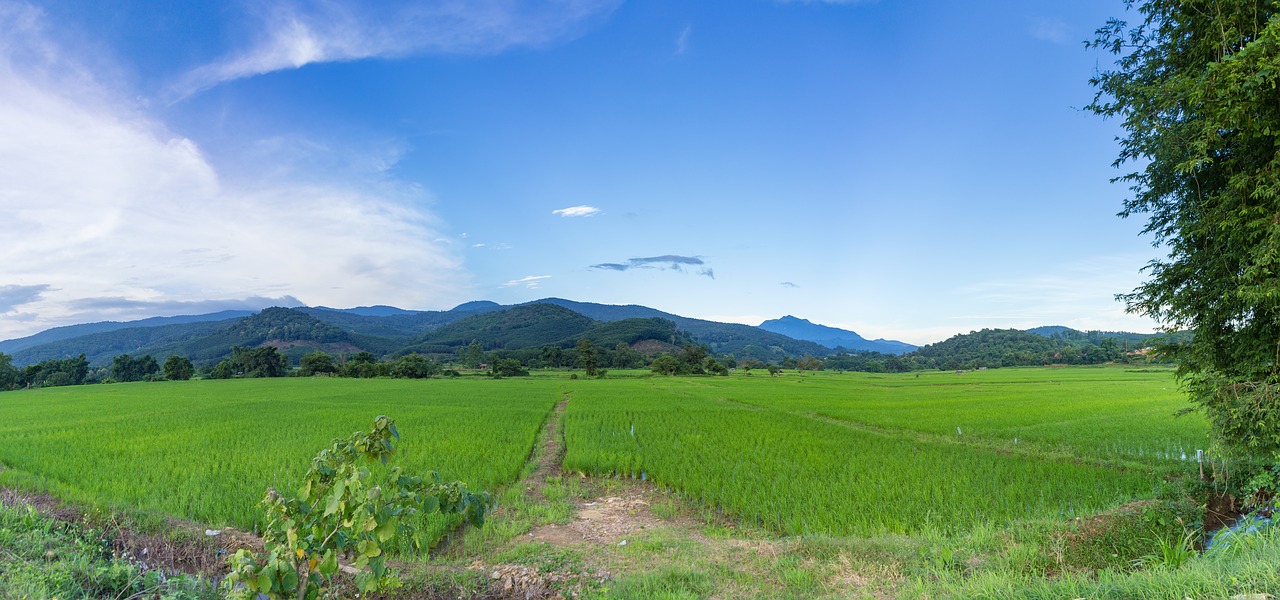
[3,366,1270,599]
[562,370,1172,536]
[0,500,218,599]
[0,378,559,545]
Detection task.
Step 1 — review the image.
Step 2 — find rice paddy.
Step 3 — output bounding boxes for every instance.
[0,366,1204,546]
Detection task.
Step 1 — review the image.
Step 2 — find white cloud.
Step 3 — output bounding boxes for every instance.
[500,275,551,289]
[1029,17,1070,45]
[675,24,692,55]
[172,0,621,99]
[0,5,467,340]
[552,205,601,217]
[947,254,1159,334]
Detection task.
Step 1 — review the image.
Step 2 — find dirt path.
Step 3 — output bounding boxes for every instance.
[525,395,570,501]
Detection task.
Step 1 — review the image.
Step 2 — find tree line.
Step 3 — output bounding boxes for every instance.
[0,329,1175,393]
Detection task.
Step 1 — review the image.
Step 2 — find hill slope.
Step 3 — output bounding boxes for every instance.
[401,304,598,353]
[0,310,253,356]
[527,298,832,359]
[912,328,1061,369]
[5,299,849,366]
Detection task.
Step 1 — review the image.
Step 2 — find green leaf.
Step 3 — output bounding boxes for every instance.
[282,570,299,591]
[257,571,273,592]
[298,479,313,502]
[324,492,342,517]
[375,519,397,542]
[357,538,382,557]
[318,550,338,576]
[422,495,439,514]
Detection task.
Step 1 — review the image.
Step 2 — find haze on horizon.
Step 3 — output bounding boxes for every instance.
[0,0,1161,347]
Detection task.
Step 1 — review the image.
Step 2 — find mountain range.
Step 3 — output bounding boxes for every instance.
[0,299,911,367]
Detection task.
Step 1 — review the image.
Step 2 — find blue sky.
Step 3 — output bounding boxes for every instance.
[0,0,1160,346]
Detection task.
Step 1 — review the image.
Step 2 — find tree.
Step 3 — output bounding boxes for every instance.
[576,339,599,377]
[19,355,89,388]
[390,354,440,379]
[612,342,644,369]
[111,354,160,382]
[162,355,194,381]
[212,346,289,379]
[795,354,824,372]
[667,344,709,375]
[1088,1,1280,486]
[490,358,529,378]
[650,354,680,376]
[299,351,338,376]
[459,342,486,369]
[341,352,387,378]
[0,353,17,390]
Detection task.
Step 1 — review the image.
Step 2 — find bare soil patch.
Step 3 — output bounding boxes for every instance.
[529,487,675,546]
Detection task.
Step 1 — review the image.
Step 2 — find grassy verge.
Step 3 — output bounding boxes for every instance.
[0,500,219,599]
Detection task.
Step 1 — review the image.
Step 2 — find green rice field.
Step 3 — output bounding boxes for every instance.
[0,366,1205,546]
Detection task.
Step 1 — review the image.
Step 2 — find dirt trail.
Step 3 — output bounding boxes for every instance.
[524,395,570,500]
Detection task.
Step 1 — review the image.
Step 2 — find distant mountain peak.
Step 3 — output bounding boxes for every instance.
[758,316,917,355]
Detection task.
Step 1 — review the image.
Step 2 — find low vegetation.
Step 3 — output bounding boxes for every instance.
[0,367,1272,598]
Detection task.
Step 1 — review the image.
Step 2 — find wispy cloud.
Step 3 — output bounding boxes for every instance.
[66,295,302,315]
[590,255,712,275]
[950,255,1159,333]
[172,0,621,99]
[0,6,467,340]
[1029,17,1070,45]
[780,281,799,288]
[500,275,551,289]
[552,205,601,217]
[675,24,692,55]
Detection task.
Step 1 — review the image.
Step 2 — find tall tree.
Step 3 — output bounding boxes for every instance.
[1089,1,1280,469]
[163,355,195,381]
[0,353,17,390]
[111,354,160,382]
[576,339,599,377]
[299,351,338,376]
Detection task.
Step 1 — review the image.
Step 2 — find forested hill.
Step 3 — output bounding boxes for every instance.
[524,298,833,360]
[9,319,239,367]
[401,304,598,353]
[0,310,253,355]
[1025,325,1189,348]
[2,300,1172,370]
[908,327,1173,370]
[3,300,817,367]
[912,329,1060,369]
